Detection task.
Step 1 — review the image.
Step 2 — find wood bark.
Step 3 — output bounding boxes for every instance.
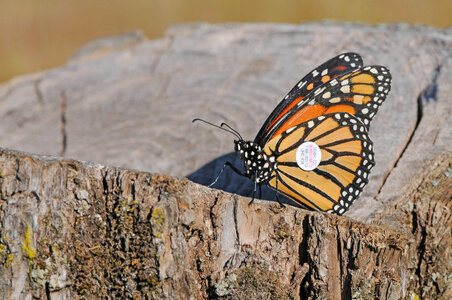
[0,149,450,299]
[0,22,451,299]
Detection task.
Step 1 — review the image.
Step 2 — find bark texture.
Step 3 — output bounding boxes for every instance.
[0,22,451,299]
[0,149,450,299]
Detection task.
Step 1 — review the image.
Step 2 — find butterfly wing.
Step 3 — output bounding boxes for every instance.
[263,112,374,215]
[254,53,363,144]
[260,65,391,144]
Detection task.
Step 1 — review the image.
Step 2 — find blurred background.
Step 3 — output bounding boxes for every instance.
[1,0,451,83]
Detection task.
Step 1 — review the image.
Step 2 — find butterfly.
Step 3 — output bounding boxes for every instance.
[194,53,391,215]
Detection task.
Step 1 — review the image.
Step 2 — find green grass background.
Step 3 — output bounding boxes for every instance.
[1,0,451,83]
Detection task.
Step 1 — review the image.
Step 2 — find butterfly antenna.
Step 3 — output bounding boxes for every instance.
[220,123,243,141]
[192,118,242,140]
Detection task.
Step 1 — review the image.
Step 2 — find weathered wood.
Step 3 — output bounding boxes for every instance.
[0,23,451,222]
[0,22,451,299]
[0,149,450,299]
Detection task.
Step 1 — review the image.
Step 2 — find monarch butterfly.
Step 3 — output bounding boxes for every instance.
[194,53,391,215]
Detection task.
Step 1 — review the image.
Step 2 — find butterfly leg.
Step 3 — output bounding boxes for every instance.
[209,162,246,187]
[248,175,258,206]
[274,175,285,208]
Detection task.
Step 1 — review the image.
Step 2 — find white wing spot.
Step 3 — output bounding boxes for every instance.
[340,85,350,93]
[329,97,341,103]
[314,87,325,96]
[298,81,307,88]
[286,127,296,133]
[322,91,331,99]
[321,69,328,76]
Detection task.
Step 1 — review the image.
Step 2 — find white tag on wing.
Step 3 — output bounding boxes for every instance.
[296,141,321,171]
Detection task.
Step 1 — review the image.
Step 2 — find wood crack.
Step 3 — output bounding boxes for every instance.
[208,194,219,236]
[233,196,240,247]
[34,77,45,105]
[375,65,441,196]
[299,214,314,298]
[59,90,67,157]
[150,36,173,74]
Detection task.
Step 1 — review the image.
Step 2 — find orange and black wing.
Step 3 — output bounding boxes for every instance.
[254,53,363,144]
[263,112,374,215]
[258,65,391,146]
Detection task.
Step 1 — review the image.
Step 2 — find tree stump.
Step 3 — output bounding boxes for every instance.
[0,23,451,299]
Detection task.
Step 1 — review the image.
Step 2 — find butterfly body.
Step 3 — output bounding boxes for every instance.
[195,53,391,215]
[234,140,276,184]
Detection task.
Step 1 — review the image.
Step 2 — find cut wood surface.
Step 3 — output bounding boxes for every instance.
[0,22,451,299]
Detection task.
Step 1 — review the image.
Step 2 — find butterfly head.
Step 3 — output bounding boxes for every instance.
[235,140,275,183]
